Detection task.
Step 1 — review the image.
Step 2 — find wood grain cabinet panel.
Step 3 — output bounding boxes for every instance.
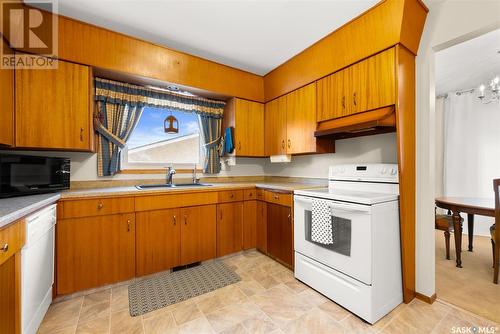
[216,202,243,257]
[267,203,293,268]
[242,200,257,250]
[264,96,287,156]
[180,205,216,265]
[264,190,292,207]
[136,209,180,276]
[15,58,92,151]
[59,197,135,219]
[218,190,244,203]
[56,213,136,295]
[224,98,265,157]
[317,69,349,121]
[0,39,14,147]
[285,82,318,154]
[256,200,267,253]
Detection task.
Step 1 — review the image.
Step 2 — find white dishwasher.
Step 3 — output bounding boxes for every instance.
[21,204,57,334]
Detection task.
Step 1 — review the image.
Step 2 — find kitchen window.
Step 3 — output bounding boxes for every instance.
[121,107,204,171]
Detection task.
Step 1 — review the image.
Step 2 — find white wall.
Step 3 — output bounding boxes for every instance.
[416,0,500,297]
[1,133,396,181]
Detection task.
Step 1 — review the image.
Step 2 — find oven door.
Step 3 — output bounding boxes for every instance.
[294,195,372,285]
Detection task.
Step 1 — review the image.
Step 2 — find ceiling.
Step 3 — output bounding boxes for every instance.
[29,0,378,75]
[435,28,500,96]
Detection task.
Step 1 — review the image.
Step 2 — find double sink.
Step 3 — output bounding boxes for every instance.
[135,183,212,190]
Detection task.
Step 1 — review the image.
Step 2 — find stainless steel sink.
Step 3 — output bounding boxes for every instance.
[135,183,211,190]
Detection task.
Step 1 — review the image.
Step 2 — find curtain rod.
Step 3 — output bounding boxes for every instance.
[436,87,476,99]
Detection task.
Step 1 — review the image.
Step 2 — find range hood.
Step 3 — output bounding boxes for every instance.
[314,106,396,140]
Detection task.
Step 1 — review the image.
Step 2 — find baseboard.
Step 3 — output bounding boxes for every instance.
[415,292,437,304]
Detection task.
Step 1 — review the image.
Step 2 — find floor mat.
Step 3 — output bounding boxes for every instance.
[128,261,240,316]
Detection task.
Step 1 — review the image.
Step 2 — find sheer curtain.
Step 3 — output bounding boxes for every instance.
[443,92,500,235]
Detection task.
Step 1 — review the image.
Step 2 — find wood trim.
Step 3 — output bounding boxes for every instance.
[395,44,416,303]
[118,169,203,175]
[14,4,264,102]
[415,292,437,304]
[263,0,428,101]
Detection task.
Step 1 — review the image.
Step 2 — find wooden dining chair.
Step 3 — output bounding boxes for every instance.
[435,208,461,260]
[492,179,499,284]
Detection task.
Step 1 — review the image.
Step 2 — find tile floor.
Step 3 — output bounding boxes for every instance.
[38,250,500,334]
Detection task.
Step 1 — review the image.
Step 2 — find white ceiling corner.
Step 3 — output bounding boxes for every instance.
[29,0,379,75]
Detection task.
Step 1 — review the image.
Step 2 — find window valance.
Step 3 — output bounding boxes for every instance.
[94,77,225,118]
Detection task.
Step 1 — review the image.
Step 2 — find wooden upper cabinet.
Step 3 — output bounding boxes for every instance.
[317,48,396,122]
[285,83,318,154]
[216,202,243,257]
[264,96,287,156]
[180,205,216,265]
[224,98,265,157]
[0,39,14,147]
[136,208,180,276]
[56,213,136,295]
[15,58,93,151]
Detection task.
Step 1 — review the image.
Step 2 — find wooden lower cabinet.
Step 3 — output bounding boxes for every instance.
[56,213,136,295]
[180,205,216,265]
[136,208,180,276]
[267,203,293,267]
[243,200,257,250]
[216,202,243,257]
[136,205,217,276]
[256,200,267,253]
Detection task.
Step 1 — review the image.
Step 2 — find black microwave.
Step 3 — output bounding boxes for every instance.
[0,154,70,198]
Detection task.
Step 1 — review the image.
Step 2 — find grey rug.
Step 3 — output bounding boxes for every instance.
[128,261,240,316]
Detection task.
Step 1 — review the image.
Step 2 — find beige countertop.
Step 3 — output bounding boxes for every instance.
[60,180,327,199]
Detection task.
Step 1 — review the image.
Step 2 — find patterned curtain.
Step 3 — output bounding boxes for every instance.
[94,78,225,176]
[198,114,223,174]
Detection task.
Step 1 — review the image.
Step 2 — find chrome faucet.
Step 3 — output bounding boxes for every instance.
[192,164,199,184]
[166,166,176,185]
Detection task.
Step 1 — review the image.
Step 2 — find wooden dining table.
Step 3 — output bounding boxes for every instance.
[435,197,495,268]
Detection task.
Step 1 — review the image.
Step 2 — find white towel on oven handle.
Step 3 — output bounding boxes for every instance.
[311,198,333,245]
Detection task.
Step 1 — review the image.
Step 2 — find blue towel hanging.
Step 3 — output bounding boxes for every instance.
[224,127,234,154]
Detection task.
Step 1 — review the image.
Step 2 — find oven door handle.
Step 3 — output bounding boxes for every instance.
[295,196,371,214]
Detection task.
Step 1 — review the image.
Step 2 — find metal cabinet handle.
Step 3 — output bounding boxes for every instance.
[287,139,291,149]
[249,193,253,197]
[184,215,187,225]
[173,215,176,225]
[0,244,8,252]
[127,220,131,232]
[238,141,242,151]
[80,127,84,141]
[230,193,234,199]
[97,202,103,210]
[281,140,285,149]
[353,92,357,107]
[220,209,223,220]
[342,96,346,109]
[274,194,279,200]
[288,214,291,220]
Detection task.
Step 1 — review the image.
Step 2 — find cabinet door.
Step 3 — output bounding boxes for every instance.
[317,69,349,121]
[285,82,318,154]
[350,48,396,114]
[180,205,216,265]
[0,39,14,147]
[0,255,19,334]
[136,209,180,276]
[256,200,267,253]
[15,58,91,150]
[56,213,136,295]
[242,200,257,250]
[267,203,293,267]
[264,96,287,156]
[235,99,265,157]
[216,202,243,257]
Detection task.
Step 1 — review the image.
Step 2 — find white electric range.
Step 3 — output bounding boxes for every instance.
[293,163,402,324]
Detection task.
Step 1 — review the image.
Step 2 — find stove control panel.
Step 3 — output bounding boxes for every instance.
[329,164,399,183]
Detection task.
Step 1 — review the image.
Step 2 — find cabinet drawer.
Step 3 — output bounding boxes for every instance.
[244,189,258,201]
[218,190,244,203]
[59,197,135,219]
[0,219,25,266]
[256,189,265,201]
[264,190,292,207]
[135,192,218,212]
